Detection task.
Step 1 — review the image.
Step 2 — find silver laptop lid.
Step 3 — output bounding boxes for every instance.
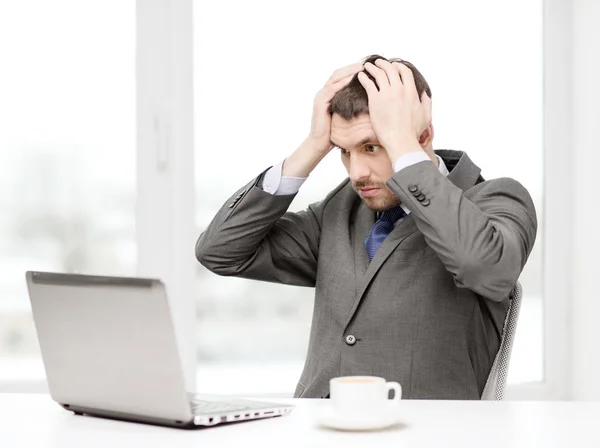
[25,271,193,422]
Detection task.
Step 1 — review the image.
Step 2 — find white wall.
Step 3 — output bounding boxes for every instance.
[571,0,600,400]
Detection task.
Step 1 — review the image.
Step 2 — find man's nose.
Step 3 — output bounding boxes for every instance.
[349,157,370,182]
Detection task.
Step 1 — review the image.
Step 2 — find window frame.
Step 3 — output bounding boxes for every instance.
[0,0,571,399]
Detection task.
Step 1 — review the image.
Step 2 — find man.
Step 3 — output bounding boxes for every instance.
[195,54,537,400]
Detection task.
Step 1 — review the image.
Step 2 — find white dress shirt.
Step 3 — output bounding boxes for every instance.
[262,151,450,226]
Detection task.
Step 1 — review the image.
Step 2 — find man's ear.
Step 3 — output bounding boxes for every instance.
[418,123,434,149]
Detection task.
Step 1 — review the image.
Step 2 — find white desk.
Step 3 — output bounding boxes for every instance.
[0,393,597,447]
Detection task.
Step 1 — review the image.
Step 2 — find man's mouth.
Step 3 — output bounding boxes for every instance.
[359,187,380,197]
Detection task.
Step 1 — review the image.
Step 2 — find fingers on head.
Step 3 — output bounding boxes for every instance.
[326,63,363,86]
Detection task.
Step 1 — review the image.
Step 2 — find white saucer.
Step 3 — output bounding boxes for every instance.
[315,405,403,431]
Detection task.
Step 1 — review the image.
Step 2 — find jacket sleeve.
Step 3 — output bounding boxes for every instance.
[387,160,538,302]
[195,168,332,287]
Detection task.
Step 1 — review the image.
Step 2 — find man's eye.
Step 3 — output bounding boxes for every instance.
[340,148,350,156]
[365,145,380,153]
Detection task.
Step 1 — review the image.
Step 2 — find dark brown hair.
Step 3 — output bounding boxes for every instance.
[328,54,432,120]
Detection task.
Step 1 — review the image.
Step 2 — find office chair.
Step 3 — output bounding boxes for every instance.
[481,281,523,400]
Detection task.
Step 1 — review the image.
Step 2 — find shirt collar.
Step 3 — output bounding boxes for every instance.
[437,155,450,176]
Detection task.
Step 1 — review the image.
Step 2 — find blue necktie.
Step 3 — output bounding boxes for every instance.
[364,206,406,261]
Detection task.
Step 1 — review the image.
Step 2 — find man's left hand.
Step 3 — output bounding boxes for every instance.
[357,59,432,162]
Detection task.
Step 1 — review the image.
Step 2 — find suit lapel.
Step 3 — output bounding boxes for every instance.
[344,215,418,328]
[352,201,374,298]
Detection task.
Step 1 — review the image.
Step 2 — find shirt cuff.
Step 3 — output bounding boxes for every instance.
[262,160,307,195]
[392,151,431,173]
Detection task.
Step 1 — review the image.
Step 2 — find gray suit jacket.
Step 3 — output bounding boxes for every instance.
[195,150,537,399]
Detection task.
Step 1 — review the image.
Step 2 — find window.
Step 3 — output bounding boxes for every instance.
[194,0,543,394]
[0,0,544,396]
[0,0,136,387]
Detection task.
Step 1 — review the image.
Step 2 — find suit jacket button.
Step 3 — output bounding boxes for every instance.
[345,335,357,346]
[408,185,418,193]
[229,203,235,208]
[422,199,431,206]
[417,193,426,201]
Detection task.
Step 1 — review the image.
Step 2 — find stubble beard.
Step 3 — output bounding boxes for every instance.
[353,183,400,212]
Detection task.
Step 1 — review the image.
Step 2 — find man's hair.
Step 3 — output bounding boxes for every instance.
[328,54,432,120]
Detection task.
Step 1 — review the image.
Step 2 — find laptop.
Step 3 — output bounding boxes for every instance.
[25,271,294,428]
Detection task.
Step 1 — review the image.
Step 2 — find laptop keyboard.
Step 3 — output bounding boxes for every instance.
[190,398,252,415]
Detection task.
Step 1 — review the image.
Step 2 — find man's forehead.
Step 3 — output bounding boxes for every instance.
[330,114,378,148]
[331,113,371,128]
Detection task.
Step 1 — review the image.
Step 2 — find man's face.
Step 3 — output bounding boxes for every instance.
[330,113,399,211]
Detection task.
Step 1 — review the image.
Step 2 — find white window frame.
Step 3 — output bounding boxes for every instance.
[143,0,571,399]
[136,0,196,392]
[0,0,196,395]
[504,0,571,400]
[0,0,572,399]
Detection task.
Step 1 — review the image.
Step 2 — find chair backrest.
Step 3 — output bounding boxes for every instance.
[481,281,523,400]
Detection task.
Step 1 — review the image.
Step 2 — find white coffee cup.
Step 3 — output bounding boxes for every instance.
[329,376,402,417]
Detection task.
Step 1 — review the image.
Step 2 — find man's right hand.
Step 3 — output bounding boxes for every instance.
[282,63,363,177]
